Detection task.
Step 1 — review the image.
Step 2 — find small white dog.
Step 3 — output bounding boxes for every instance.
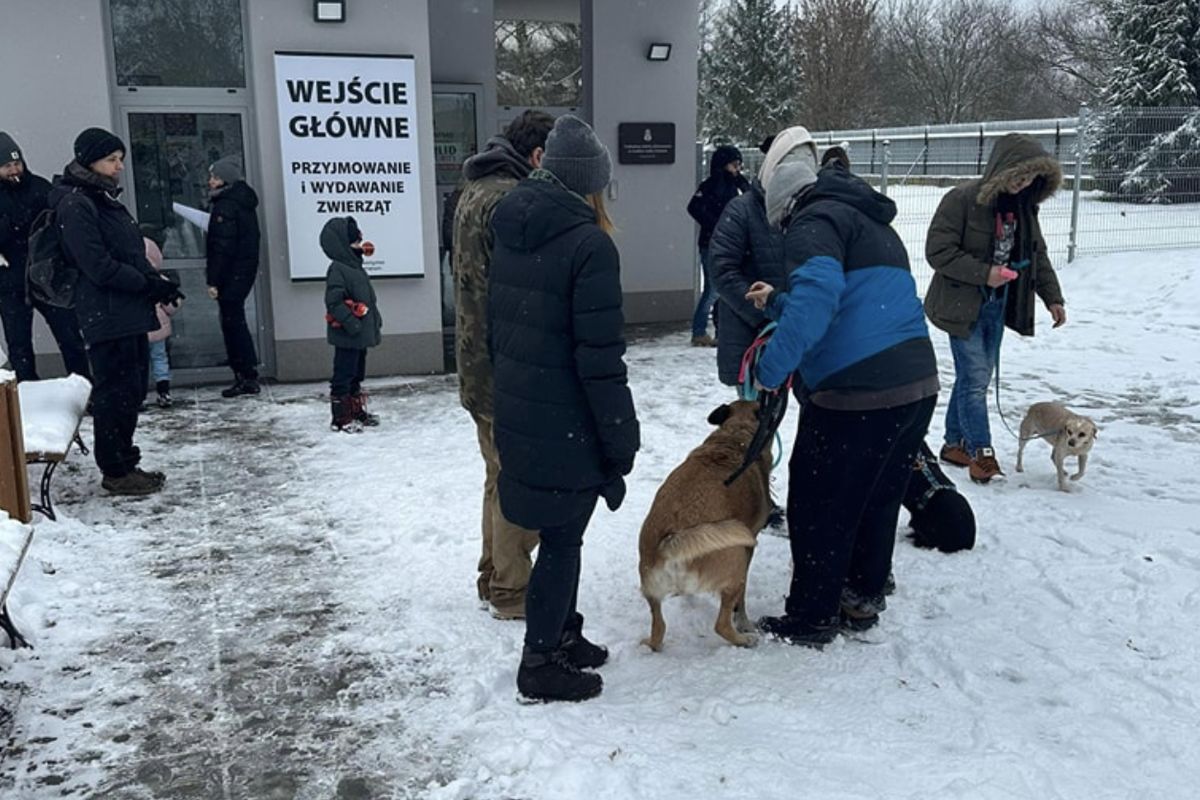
[1016,402,1099,492]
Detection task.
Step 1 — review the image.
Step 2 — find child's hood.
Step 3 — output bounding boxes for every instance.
[320,217,362,266]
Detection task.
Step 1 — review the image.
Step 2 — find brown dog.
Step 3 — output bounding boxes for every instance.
[639,401,773,651]
[1016,401,1099,492]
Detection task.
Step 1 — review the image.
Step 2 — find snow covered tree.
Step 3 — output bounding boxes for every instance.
[1091,0,1200,202]
[698,0,801,144]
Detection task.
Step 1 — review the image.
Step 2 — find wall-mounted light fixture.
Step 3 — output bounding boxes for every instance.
[314,0,346,23]
[646,43,672,62]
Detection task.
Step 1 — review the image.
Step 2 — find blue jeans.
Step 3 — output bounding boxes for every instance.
[691,246,717,338]
[148,339,170,384]
[945,292,1005,453]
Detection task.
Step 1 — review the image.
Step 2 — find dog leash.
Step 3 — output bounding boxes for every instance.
[727,324,793,485]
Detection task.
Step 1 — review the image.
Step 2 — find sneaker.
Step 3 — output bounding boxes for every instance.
[102,470,163,496]
[517,648,603,703]
[939,441,972,468]
[690,334,717,347]
[969,447,1004,483]
[156,391,173,409]
[560,613,608,668]
[757,615,839,649]
[221,377,261,398]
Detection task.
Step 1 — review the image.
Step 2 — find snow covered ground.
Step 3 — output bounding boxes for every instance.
[2,249,1199,799]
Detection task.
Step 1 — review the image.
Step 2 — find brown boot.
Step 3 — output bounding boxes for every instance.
[969,447,1004,483]
[690,334,717,347]
[939,441,971,467]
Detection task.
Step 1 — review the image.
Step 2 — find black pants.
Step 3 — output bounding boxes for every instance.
[0,286,91,382]
[784,395,937,625]
[524,498,597,653]
[87,335,149,478]
[217,272,259,379]
[330,347,367,397]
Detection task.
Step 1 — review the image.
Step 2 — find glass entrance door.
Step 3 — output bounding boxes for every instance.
[123,110,262,372]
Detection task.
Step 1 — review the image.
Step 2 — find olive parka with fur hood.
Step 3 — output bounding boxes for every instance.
[924,133,1065,339]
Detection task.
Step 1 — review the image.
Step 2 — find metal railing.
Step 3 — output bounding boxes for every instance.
[700,107,1200,293]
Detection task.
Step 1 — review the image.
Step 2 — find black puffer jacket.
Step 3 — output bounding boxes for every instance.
[488,175,640,529]
[206,180,260,289]
[710,179,787,386]
[0,170,51,295]
[49,162,158,345]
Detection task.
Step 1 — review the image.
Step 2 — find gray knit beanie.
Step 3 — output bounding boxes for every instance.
[540,114,611,197]
[210,155,244,185]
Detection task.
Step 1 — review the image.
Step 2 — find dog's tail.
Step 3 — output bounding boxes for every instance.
[658,520,757,564]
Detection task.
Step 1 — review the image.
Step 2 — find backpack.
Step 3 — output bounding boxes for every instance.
[25,206,79,308]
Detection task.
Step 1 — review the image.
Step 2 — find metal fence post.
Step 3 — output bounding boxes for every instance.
[880,139,891,196]
[1067,103,1088,263]
[923,126,930,175]
[976,125,984,174]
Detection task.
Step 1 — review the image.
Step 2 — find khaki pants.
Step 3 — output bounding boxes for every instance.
[472,411,540,614]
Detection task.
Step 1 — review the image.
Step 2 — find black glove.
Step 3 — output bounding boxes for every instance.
[600,475,626,512]
[146,275,184,305]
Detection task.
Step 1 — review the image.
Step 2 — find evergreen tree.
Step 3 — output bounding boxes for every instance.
[1092,0,1200,202]
[698,0,800,144]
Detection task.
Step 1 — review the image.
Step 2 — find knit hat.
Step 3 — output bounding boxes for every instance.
[73,127,125,167]
[540,114,611,197]
[209,155,244,185]
[760,126,819,229]
[0,132,22,166]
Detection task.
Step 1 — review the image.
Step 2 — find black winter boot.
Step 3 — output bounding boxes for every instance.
[517,648,602,703]
[560,613,608,669]
[221,375,261,398]
[330,396,363,433]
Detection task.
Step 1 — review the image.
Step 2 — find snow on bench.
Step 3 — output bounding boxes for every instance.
[19,374,92,522]
[0,512,33,648]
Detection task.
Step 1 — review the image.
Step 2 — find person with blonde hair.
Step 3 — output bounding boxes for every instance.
[488,114,639,703]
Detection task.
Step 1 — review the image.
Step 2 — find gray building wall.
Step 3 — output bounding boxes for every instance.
[247,0,444,381]
[584,0,699,323]
[3,0,113,374]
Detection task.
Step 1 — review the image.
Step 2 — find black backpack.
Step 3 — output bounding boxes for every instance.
[25,206,79,308]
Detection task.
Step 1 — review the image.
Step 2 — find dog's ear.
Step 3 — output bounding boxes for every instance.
[707,404,732,426]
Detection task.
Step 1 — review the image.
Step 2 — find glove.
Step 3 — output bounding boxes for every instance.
[600,475,626,512]
[343,299,368,318]
[146,275,184,305]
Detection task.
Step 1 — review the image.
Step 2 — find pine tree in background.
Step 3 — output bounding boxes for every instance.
[698,0,800,144]
[1091,0,1200,202]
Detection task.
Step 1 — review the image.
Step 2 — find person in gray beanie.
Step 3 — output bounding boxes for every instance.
[486,113,639,703]
[206,155,263,397]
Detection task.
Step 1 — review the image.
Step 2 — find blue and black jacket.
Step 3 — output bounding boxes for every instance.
[755,166,937,409]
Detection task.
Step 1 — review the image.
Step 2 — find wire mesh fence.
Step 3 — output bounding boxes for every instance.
[699,107,1200,294]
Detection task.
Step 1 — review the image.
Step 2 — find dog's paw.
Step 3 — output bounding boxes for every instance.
[640,636,663,653]
[1070,473,1084,481]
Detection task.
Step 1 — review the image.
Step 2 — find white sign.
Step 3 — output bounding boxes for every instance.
[274,52,426,279]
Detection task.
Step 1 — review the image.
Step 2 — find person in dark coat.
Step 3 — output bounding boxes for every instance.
[925,133,1066,484]
[489,114,639,703]
[746,126,939,648]
[0,131,90,382]
[206,156,262,398]
[51,127,180,496]
[322,216,382,432]
[686,144,749,346]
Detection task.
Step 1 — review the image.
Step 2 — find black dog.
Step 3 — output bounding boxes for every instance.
[903,442,975,553]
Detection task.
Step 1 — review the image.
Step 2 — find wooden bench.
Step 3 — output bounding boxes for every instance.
[18,375,91,523]
[0,514,34,649]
